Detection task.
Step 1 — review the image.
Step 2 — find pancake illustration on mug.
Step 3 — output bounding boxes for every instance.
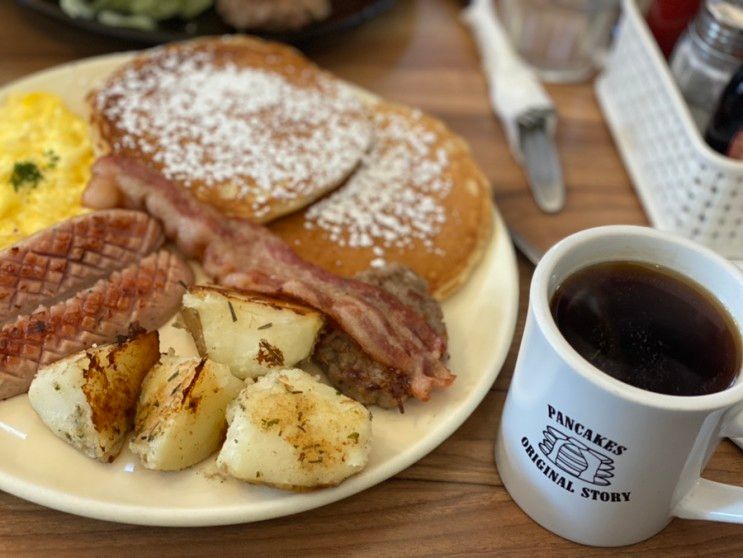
[539,426,614,486]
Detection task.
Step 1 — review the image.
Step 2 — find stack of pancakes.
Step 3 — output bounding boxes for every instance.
[89,36,492,299]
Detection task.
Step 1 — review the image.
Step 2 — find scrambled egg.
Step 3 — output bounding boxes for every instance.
[0,92,92,249]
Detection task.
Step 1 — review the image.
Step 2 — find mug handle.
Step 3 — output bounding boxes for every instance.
[673,407,743,523]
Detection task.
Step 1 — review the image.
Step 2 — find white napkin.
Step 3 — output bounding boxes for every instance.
[461,0,556,160]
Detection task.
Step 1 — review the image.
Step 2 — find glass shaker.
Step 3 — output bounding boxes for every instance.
[670,0,743,131]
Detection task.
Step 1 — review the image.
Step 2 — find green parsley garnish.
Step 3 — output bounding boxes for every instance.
[10,161,44,192]
[43,149,60,169]
[347,432,360,442]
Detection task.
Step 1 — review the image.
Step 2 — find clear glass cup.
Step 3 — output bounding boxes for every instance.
[498,0,621,83]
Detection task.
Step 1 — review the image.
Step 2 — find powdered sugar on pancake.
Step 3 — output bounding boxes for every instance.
[92,42,371,220]
[304,107,452,266]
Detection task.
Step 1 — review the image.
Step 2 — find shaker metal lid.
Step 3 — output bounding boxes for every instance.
[692,0,743,59]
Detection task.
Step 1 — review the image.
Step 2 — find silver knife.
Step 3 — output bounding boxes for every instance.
[462,0,566,214]
[509,227,544,265]
[518,108,565,214]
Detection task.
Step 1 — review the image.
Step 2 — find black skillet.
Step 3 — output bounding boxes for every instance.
[17,0,396,45]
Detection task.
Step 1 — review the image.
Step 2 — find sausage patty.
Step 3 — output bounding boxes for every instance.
[312,264,447,410]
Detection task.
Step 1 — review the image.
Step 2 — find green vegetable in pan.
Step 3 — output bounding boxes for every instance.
[60,0,214,30]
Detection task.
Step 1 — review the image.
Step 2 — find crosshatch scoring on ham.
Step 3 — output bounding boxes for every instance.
[0,209,193,399]
[0,209,164,324]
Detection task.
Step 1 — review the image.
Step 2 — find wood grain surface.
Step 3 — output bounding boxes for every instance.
[1,1,741,556]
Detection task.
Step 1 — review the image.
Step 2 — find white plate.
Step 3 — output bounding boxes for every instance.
[0,54,519,526]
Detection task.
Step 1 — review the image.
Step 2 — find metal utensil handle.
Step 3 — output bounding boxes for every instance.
[520,126,565,213]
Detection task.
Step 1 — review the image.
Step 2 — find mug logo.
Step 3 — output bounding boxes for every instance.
[538,426,614,486]
[519,405,631,503]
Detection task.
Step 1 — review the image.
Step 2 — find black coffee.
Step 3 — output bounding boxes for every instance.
[550,261,741,396]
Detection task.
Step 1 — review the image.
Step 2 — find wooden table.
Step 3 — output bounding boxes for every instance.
[1,1,741,555]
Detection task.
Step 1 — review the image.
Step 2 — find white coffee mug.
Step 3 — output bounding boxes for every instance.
[496,226,743,547]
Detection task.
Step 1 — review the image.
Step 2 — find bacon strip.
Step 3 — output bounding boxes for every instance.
[0,210,164,325]
[84,156,454,401]
[0,250,192,399]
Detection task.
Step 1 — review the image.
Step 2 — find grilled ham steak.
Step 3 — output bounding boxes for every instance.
[0,210,164,325]
[84,155,455,402]
[0,250,192,400]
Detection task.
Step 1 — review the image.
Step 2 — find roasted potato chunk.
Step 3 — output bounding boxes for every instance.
[28,331,159,463]
[180,285,324,379]
[217,369,372,491]
[130,354,243,471]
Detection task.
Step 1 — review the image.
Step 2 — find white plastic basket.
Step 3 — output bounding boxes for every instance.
[596,0,743,262]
